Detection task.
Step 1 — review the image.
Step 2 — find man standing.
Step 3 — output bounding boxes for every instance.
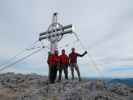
[49,50,60,83]
[58,49,69,81]
[69,48,87,81]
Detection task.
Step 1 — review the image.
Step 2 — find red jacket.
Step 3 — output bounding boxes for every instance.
[49,54,60,65]
[60,54,69,65]
[69,52,78,63]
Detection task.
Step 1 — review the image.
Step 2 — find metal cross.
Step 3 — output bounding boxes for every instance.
[39,12,73,53]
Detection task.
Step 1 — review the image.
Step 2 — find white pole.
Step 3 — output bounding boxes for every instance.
[50,41,57,54]
[50,12,58,54]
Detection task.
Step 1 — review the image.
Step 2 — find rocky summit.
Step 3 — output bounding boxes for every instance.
[0,73,133,100]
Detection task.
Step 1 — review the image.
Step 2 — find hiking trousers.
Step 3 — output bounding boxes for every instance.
[70,63,81,81]
[58,64,68,81]
[49,65,58,83]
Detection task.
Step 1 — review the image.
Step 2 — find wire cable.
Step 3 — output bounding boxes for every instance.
[73,32,104,78]
[0,47,43,72]
[0,40,39,68]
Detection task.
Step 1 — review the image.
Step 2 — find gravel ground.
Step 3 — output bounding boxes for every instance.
[0,72,133,100]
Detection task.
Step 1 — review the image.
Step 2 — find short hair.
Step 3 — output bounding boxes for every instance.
[54,50,58,53]
[72,48,75,50]
[62,49,65,52]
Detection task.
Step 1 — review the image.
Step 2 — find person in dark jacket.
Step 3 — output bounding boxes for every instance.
[69,48,87,81]
[58,49,69,81]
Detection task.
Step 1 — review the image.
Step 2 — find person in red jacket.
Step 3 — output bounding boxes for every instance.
[69,48,87,81]
[58,49,69,81]
[49,50,60,83]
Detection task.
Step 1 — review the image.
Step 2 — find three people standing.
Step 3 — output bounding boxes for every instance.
[47,48,87,83]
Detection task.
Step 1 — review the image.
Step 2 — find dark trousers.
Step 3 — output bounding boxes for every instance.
[49,65,58,83]
[58,64,68,81]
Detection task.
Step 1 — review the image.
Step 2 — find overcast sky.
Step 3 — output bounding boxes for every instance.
[0,0,133,78]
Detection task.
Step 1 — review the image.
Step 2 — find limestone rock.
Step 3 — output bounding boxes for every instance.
[0,73,132,100]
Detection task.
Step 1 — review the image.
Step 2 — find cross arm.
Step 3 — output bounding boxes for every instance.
[39,29,73,41]
[39,24,72,36]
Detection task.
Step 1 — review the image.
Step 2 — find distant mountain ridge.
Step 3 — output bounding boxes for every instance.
[83,77,133,87]
[107,78,133,87]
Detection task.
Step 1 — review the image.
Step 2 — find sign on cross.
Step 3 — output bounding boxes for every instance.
[39,12,73,53]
